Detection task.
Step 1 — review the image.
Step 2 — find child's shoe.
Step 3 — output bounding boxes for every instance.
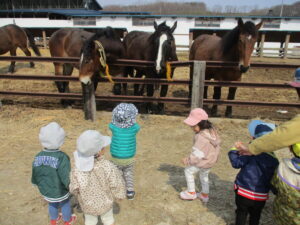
[126,191,135,200]
[180,190,197,200]
[64,214,76,225]
[50,213,62,225]
[197,193,209,203]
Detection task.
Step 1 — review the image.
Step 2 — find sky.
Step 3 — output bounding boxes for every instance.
[98,0,300,10]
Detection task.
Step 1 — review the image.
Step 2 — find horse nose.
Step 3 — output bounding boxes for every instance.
[80,76,91,85]
[240,65,249,73]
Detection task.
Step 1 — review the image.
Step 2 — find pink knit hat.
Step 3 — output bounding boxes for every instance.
[184,108,208,126]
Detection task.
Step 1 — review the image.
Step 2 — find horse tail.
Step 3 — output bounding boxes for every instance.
[24,29,41,56]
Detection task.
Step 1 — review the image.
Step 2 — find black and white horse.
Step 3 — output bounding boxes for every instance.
[123,21,178,113]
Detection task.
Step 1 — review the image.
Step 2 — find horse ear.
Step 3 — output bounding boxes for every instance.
[238,18,243,27]
[154,21,158,30]
[255,20,263,30]
[170,21,177,33]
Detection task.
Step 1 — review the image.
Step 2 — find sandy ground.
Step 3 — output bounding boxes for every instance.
[0,49,299,225]
[0,105,295,225]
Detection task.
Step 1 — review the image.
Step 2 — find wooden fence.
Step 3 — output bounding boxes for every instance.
[0,56,299,121]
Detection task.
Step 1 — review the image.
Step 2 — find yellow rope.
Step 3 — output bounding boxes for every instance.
[105,64,114,84]
[94,40,106,68]
[166,62,172,81]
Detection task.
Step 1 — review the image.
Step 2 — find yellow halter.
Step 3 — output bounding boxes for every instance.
[94,40,114,84]
[166,62,172,81]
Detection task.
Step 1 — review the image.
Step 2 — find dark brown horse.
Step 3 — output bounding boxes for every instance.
[0,24,41,73]
[49,27,124,106]
[190,18,263,117]
[123,21,178,113]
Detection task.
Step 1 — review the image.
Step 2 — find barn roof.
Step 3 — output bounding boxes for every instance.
[0,8,151,18]
[0,8,300,19]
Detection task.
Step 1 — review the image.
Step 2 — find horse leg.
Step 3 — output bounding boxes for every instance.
[134,70,143,96]
[157,84,168,114]
[8,48,17,73]
[211,86,221,117]
[61,64,74,107]
[146,84,154,113]
[20,46,34,68]
[203,85,209,112]
[225,87,237,118]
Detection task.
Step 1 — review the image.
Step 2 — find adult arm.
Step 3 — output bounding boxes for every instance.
[248,114,300,155]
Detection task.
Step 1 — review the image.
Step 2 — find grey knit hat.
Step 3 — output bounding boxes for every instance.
[112,103,138,128]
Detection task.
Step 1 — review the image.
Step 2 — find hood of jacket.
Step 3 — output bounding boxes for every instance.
[200,129,221,148]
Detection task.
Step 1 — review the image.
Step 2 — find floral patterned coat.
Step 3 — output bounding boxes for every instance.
[70,156,126,216]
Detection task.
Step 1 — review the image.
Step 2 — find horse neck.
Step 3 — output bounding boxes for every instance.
[146,35,159,60]
[221,27,241,61]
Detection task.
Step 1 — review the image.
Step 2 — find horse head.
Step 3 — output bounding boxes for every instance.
[237,18,263,73]
[151,21,177,75]
[79,27,124,85]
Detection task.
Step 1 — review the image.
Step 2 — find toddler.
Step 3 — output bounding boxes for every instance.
[180,108,221,203]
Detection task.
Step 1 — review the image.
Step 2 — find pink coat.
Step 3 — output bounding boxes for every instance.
[187,129,221,169]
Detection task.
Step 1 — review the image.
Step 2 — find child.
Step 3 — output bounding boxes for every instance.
[271,142,300,225]
[229,120,279,225]
[70,130,126,225]
[109,103,140,200]
[180,108,221,203]
[31,122,76,225]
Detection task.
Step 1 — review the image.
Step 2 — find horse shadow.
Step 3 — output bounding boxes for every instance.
[158,163,236,225]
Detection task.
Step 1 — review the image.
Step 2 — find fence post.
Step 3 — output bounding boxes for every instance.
[259,33,266,57]
[283,33,291,59]
[191,61,206,109]
[82,82,96,121]
[189,31,193,49]
[42,30,47,48]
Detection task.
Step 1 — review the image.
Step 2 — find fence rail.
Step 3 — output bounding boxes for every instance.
[0,56,299,120]
[0,56,300,69]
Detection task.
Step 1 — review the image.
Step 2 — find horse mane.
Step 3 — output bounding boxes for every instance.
[221,21,257,55]
[81,26,120,59]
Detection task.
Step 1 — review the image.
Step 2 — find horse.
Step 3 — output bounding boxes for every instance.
[0,24,41,73]
[49,27,125,106]
[123,21,178,113]
[189,18,263,117]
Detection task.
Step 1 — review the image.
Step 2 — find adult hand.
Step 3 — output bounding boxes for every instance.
[235,142,253,156]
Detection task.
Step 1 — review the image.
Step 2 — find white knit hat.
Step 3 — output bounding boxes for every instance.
[39,122,65,150]
[74,130,111,171]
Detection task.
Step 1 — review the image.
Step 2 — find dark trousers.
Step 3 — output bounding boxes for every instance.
[235,193,266,225]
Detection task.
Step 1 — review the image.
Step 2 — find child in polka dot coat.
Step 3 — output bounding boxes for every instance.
[70,130,126,225]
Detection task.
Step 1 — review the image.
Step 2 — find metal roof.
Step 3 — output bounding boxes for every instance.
[1,9,300,19]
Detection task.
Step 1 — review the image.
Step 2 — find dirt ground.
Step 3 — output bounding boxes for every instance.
[0,50,299,225]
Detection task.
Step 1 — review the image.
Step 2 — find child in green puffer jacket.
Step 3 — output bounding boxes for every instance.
[109,103,140,200]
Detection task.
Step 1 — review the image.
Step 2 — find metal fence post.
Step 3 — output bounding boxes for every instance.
[191,60,206,109]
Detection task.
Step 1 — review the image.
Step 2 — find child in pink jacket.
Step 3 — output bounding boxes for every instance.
[180,108,221,203]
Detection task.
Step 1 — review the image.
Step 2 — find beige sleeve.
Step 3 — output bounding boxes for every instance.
[108,164,126,200]
[249,114,300,155]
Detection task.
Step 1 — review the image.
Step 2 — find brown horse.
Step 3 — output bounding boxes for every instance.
[0,24,41,73]
[49,27,124,106]
[190,18,263,117]
[123,21,178,113]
